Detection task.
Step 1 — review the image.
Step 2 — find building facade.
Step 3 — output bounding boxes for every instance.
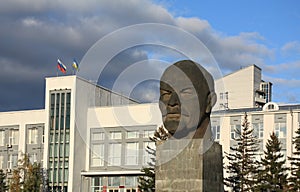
[0,68,297,192]
[214,65,272,110]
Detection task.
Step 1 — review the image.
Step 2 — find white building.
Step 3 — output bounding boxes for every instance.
[0,66,298,192]
[215,64,272,110]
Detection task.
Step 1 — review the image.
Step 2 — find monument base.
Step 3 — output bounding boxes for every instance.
[155,139,223,192]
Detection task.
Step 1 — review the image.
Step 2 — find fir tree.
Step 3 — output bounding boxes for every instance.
[256,132,287,191]
[0,169,8,192]
[224,113,260,191]
[138,126,170,192]
[288,125,300,191]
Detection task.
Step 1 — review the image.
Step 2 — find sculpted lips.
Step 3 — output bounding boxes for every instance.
[166,113,180,120]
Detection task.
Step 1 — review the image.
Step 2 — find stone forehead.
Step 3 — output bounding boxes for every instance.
[161,60,214,92]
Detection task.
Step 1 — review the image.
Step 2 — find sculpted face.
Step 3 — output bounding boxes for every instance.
[159,60,215,139]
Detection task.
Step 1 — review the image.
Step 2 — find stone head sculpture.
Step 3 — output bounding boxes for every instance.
[159,60,216,139]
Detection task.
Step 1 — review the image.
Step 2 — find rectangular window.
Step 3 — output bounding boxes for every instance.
[110,131,122,140]
[220,93,223,100]
[212,125,220,140]
[127,131,139,139]
[0,156,3,169]
[108,177,121,187]
[91,144,104,167]
[230,125,241,140]
[275,122,286,138]
[0,130,4,146]
[143,130,154,138]
[7,154,18,169]
[29,153,37,163]
[9,129,19,145]
[27,128,38,144]
[125,176,137,187]
[92,132,105,141]
[108,143,122,166]
[126,142,138,165]
[91,177,103,192]
[253,123,264,139]
[143,141,155,165]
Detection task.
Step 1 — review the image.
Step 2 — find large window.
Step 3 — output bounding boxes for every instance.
[27,128,38,144]
[9,129,19,145]
[91,144,104,167]
[125,142,138,165]
[108,143,122,166]
[275,122,286,138]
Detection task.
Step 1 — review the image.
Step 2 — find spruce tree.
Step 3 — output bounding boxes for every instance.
[256,132,287,191]
[288,125,300,191]
[138,126,170,192]
[0,169,7,192]
[224,113,260,191]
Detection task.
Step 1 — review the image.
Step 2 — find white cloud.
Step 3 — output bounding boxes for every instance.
[281,41,300,55]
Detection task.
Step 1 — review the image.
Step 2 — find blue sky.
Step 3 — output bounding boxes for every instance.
[0,0,299,111]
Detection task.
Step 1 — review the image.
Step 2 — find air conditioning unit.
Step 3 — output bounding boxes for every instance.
[6,168,11,173]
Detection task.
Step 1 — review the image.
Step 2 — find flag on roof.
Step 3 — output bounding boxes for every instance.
[57,59,67,74]
[72,59,79,70]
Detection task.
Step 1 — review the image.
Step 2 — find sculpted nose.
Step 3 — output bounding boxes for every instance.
[168,92,180,106]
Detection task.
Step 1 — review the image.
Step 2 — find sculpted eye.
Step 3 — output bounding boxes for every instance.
[180,88,193,95]
[160,89,171,96]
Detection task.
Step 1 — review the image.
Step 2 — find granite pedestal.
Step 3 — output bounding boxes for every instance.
[155,139,223,192]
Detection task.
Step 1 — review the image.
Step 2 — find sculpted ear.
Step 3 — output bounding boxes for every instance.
[206,92,217,113]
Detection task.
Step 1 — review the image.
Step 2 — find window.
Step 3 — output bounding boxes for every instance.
[0,156,3,169]
[126,142,138,165]
[125,176,137,187]
[92,132,105,141]
[220,93,223,100]
[212,125,220,140]
[143,130,154,138]
[143,141,155,165]
[29,153,37,163]
[108,177,120,187]
[9,129,19,145]
[110,131,122,140]
[27,128,38,144]
[253,123,264,139]
[127,131,138,139]
[275,122,286,138]
[230,125,241,140]
[91,144,104,167]
[0,130,4,146]
[7,154,18,169]
[91,177,103,192]
[108,143,122,165]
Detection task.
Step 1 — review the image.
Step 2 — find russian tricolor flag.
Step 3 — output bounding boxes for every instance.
[57,59,67,74]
